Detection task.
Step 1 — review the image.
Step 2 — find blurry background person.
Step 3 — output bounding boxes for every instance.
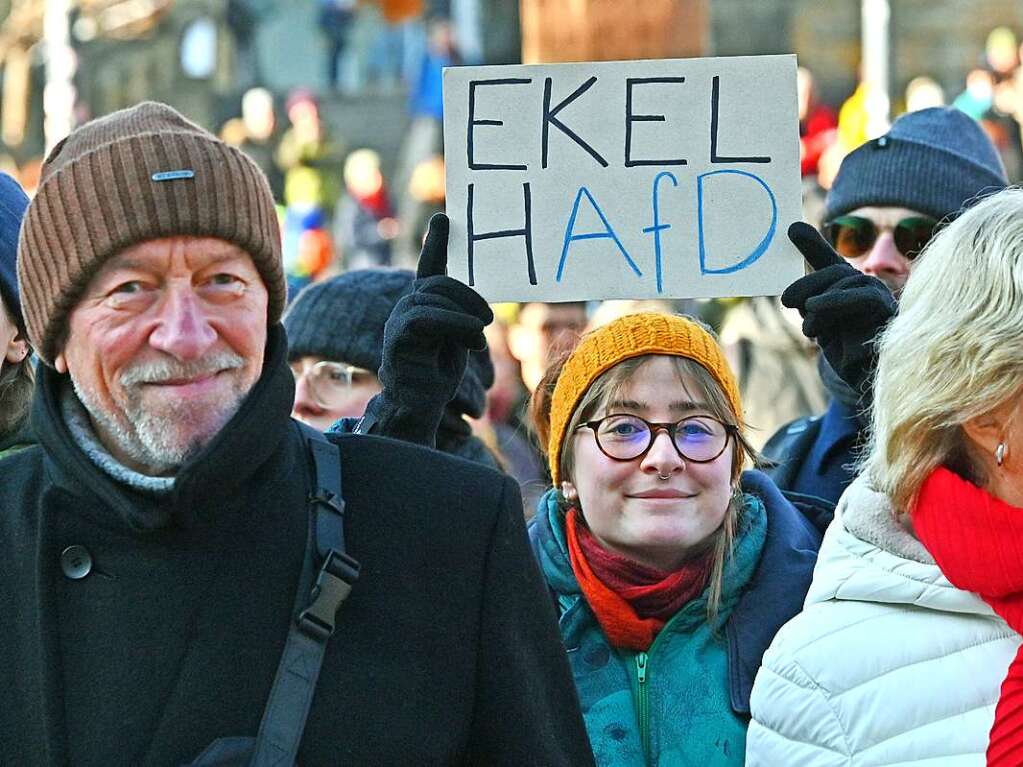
[797,66,838,182]
[335,148,398,269]
[318,0,358,91]
[0,173,31,459]
[747,187,1023,766]
[276,89,343,294]
[284,267,499,468]
[763,107,1008,512]
[529,312,819,766]
[394,17,460,266]
[509,301,588,397]
[239,87,284,202]
[905,75,946,113]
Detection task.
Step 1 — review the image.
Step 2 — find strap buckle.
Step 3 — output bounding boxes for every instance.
[309,489,344,515]
[296,549,360,640]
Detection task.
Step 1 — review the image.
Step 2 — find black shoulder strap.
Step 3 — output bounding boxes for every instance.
[248,423,360,767]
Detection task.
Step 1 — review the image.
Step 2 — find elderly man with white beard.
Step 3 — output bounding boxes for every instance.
[0,102,594,767]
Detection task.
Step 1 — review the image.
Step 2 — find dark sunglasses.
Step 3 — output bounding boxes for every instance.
[826,215,939,261]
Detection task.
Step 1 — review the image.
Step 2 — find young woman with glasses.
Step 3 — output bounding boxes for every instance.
[528,312,821,766]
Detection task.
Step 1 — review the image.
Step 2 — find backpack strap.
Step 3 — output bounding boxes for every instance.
[248,423,360,767]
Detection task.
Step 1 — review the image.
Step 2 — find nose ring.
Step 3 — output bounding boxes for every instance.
[658,473,670,481]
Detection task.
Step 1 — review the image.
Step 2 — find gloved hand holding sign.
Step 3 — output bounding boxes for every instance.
[781,222,896,408]
[358,213,494,447]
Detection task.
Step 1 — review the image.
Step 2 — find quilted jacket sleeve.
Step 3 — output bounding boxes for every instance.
[746,650,851,767]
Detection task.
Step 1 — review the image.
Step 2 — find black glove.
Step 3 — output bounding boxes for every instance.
[358,213,494,448]
[781,222,896,402]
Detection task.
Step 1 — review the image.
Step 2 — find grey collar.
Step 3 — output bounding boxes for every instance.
[839,475,935,565]
[60,384,175,496]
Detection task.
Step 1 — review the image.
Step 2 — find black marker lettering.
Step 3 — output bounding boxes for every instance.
[468,78,532,171]
[542,76,609,169]
[466,183,536,286]
[625,77,688,167]
[710,75,770,163]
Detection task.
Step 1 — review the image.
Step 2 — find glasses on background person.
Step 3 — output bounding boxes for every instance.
[826,214,939,261]
[289,360,376,409]
[578,414,736,463]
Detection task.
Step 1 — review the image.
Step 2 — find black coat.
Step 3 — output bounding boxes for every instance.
[0,326,594,767]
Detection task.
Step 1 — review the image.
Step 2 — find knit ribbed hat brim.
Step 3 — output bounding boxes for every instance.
[825,137,1007,222]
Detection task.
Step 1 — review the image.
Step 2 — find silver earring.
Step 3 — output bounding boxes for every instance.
[996,443,1006,467]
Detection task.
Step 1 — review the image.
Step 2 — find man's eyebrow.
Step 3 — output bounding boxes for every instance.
[102,255,146,273]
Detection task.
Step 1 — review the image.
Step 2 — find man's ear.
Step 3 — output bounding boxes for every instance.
[3,333,28,364]
[962,411,1004,456]
[53,351,68,374]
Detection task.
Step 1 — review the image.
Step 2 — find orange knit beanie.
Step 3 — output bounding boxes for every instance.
[547,312,742,486]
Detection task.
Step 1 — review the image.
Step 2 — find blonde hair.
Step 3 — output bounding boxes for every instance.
[534,351,760,623]
[863,188,1023,512]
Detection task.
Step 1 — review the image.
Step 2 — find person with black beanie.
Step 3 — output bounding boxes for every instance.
[283,240,500,469]
[763,107,1009,519]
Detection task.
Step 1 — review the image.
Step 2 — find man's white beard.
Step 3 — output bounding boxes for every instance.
[72,351,248,475]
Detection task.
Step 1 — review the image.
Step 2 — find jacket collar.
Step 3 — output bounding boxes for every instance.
[31,324,296,532]
[726,470,822,715]
[805,398,861,474]
[806,474,995,617]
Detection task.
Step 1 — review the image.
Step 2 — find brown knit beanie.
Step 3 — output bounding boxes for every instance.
[17,101,285,365]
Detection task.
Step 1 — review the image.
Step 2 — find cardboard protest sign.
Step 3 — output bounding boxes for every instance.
[442,54,802,302]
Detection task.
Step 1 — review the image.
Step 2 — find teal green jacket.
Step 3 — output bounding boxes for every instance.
[528,471,821,767]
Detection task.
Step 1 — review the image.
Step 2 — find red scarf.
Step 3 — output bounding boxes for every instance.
[565,508,711,651]
[913,467,1023,766]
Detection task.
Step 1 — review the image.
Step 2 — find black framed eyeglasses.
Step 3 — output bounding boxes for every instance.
[578,414,737,463]
[825,214,939,261]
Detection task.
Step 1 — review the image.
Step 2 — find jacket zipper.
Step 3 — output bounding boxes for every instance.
[635,651,650,763]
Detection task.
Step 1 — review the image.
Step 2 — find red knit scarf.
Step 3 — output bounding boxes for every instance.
[913,467,1023,766]
[565,508,712,651]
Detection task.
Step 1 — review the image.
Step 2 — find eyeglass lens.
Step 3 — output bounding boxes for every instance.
[594,414,728,462]
[829,215,937,261]
[291,362,373,408]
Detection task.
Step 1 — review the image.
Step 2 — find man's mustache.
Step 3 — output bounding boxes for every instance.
[119,351,245,387]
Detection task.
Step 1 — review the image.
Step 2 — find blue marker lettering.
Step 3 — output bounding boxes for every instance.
[556,186,641,283]
[697,169,777,275]
[642,171,679,293]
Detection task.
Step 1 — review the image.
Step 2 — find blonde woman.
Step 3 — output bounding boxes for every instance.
[747,188,1023,765]
[529,312,821,766]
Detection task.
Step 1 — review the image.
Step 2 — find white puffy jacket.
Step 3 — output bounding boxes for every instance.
[746,476,1021,766]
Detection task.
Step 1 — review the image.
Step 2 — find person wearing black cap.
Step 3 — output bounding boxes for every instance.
[0,172,31,459]
[763,107,1009,516]
[284,266,500,468]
